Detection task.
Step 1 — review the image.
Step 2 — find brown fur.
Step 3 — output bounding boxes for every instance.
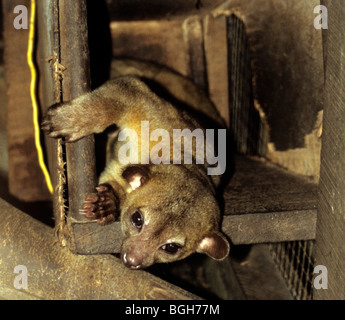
[42,59,230,269]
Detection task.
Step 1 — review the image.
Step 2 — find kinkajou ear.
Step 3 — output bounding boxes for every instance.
[122,165,150,191]
[196,231,230,260]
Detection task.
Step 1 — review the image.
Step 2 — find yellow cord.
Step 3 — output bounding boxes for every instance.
[27,0,53,194]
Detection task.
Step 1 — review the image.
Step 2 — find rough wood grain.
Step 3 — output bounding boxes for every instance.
[72,156,317,254]
[222,210,316,245]
[0,198,199,300]
[182,16,208,92]
[203,14,229,126]
[314,0,345,300]
[70,217,122,254]
[59,0,97,221]
[224,156,318,215]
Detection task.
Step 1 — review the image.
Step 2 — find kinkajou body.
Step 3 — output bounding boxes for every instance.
[42,59,230,269]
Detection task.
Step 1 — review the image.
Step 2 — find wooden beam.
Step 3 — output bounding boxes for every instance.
[222,210,316,245]
[223,156,318,215]
[36,1,96,247]
[59,0,97,221]
[182,16,208,92]
[71,210,317,254]
[314,0,345,300]
[0,198,199,300]
[223,156,317,244]
[203,14,229,126]
[71,156,318,254]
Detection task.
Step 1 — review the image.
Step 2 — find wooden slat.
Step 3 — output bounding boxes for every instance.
[223,155,317,244]
[314,0,345,300]
[203,14,229,126]
[72,156,317,254]
[72,209,317,254]
[222,210,316,245]
[182,16,208,92]
[70,218,122,254]
[224,155,318,215]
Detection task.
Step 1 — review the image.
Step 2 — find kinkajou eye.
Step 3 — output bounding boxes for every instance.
[131,210,144,230]
[160,243,182,254]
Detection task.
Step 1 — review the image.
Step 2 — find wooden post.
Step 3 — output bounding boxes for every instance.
[36,0,66,235]
[36,1,96,246]
[313,0,345,299]
[59,0,97,222]
[203,14,229,127]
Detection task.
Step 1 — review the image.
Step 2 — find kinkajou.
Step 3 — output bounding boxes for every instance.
[42,59,229,269]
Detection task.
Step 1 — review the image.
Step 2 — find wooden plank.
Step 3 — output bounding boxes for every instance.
[224,156,318,215]
[71,209,317,254]
[313,0,345,300]
[182,16,208,92]
[0,197,199,300]
[70,218,122,254]
[72,156,317,254]
[222,210,316,245]
[203,14,229,126]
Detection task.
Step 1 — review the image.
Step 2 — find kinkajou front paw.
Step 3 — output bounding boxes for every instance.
[80,183,119,225]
